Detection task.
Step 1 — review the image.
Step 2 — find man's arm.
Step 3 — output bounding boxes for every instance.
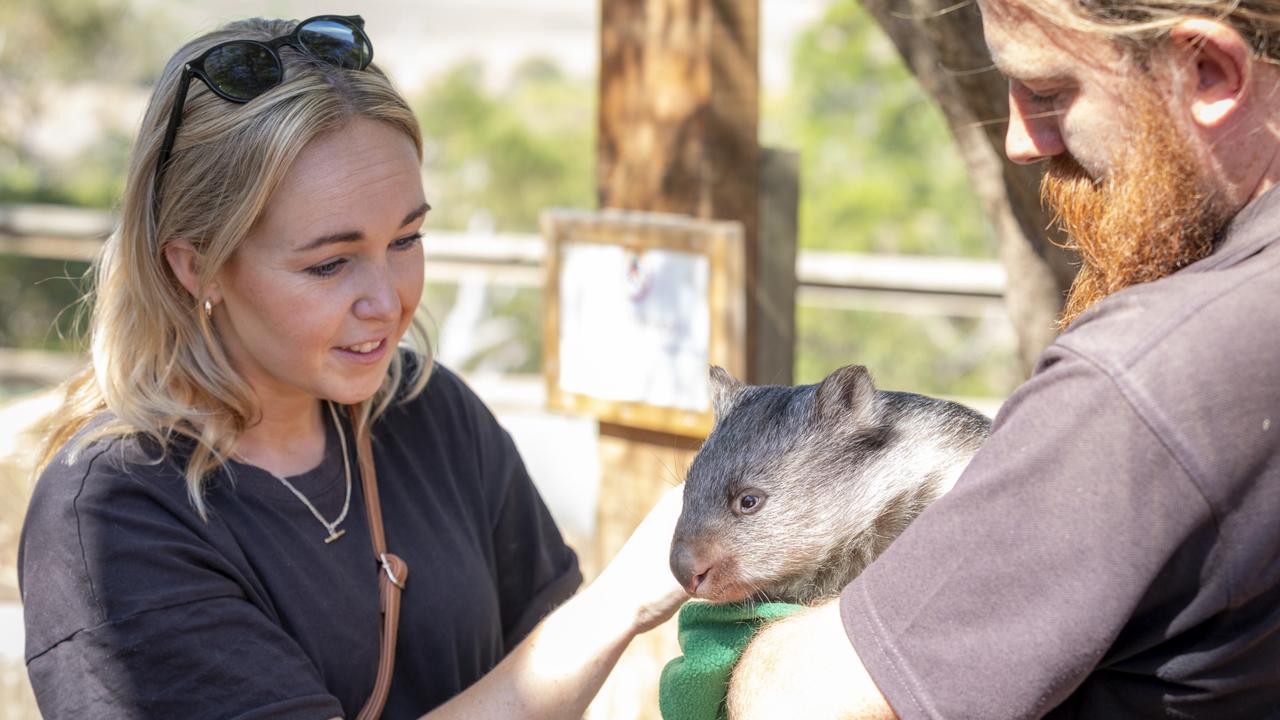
[728,600,897,720]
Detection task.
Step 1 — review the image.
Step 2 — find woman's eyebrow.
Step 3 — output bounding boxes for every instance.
[298,229,363,252]
[296,202,433,252]
[402,201,431,227]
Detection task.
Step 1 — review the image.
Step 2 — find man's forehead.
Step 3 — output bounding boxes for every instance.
[979,0,1118,79]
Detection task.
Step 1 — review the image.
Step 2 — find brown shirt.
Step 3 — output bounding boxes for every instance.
[842,186,1280,719]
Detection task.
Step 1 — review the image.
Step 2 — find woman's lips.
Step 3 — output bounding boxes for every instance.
[334,337,388,364]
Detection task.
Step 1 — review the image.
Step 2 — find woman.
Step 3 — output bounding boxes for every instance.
[20,15,686,718]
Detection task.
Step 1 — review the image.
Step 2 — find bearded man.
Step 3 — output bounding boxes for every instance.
[726,0,1280,717]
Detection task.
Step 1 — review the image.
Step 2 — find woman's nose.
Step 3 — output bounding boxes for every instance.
[1005,89,1066,165]
[353,265,400,321]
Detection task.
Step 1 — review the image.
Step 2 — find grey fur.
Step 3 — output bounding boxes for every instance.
[670,364,991,605]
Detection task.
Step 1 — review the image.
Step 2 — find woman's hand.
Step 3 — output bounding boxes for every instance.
[591,483,690,635]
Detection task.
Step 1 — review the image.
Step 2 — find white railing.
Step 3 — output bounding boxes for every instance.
[0,203,1012,388]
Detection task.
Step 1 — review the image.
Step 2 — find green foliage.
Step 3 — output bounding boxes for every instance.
[0,130,132,208]
[0,0,142,84]
[773,0,995,258]
[795,306,1019,396]
[414,59,595,232]
[0,256,91,352]
[0,0,167,208]
[771,1,1018,397]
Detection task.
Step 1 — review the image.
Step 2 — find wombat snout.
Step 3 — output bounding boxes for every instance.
[670,540,713,595]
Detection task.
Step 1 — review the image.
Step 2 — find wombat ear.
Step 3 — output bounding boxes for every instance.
[709,366,744,420]
[815,364,877,423]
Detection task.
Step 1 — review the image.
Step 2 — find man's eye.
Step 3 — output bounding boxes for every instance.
[1015,81,1061,106]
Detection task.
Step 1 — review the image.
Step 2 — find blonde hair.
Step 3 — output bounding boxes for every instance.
[37,17,432,516]
[1017,0,1280,60]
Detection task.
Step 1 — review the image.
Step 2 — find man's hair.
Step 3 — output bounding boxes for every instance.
[37,17,432,516]
[1023,0,1280,60]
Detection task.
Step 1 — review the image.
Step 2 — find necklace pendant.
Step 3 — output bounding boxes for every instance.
[324,528,347,544]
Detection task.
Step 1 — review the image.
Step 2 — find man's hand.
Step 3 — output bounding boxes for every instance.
[727,599,897,720]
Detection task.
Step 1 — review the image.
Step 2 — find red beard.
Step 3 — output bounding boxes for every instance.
[1040,97,1228,328]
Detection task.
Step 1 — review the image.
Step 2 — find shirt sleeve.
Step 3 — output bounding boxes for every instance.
[434,365,583,651]
[485,422,583,651]
[840,345,1218,719]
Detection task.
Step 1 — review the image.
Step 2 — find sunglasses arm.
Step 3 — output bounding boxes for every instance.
[153,66,195,202]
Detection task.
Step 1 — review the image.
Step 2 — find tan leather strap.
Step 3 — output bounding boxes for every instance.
[352,408,408,720]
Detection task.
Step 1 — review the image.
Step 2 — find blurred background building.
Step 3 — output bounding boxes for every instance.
[0,0,1020,716]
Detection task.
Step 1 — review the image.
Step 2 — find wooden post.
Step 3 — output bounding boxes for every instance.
[587,2,788,719]
[598,0,764,380]
[757,147,799,386]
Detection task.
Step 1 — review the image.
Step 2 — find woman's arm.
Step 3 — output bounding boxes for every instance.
[424,485,688,720]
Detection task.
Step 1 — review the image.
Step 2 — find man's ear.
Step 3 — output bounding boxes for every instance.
[1168,18,1252,128]
[163,239,217,303]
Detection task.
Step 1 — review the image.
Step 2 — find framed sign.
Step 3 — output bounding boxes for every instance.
[542,209,746,437]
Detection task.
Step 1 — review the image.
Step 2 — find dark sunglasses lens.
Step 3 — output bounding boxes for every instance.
[297,19,371,69]
[203,42,282,100]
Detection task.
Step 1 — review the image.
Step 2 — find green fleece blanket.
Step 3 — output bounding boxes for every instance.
[658,601,805,720]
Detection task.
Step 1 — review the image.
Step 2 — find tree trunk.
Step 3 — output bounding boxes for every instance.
[860,0,1078,374]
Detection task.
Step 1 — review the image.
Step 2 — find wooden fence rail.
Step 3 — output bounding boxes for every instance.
[0,202,1008,310]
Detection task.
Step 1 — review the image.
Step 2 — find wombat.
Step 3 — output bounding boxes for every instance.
[669,364,991,605]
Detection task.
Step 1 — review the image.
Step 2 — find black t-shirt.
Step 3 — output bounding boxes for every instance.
[841,187,1280,716]
[19,363,582,718]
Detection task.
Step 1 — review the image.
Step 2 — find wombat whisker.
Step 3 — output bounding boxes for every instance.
[649,451,688,489]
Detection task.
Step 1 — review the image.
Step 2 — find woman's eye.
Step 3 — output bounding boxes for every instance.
[391,232,423,251]
[306,258,346,277]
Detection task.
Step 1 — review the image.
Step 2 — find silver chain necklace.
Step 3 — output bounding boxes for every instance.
[257,401,352,544]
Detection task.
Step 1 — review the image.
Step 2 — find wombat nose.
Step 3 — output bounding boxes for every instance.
[670,542,713,596]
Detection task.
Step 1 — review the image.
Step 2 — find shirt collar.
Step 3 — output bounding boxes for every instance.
[1187,182,1280,273]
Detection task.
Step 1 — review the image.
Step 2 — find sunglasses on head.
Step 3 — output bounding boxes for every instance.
[154,15,374,199]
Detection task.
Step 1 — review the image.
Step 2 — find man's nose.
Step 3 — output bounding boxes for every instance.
[1005,89,1065,165]
[354,264,400,321]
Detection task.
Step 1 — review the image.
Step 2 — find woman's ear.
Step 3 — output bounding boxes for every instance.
[1168,18,1252,128]
[163,239,218,303]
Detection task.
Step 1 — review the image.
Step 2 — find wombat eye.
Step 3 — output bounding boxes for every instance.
[733,489,767,516]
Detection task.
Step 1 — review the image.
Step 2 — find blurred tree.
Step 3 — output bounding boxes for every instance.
[0,0,167,368]
[857,0,1079,371]
[0,0,166,206]
[414,59,595,232]
[772,0,995,258]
